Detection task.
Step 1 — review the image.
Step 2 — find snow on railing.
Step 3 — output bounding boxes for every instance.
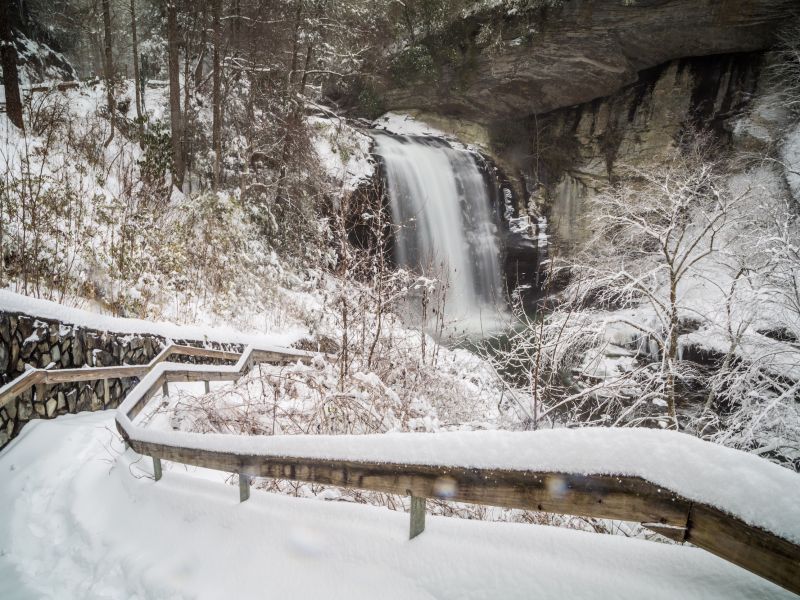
[0,343,250,410]
[111,347,800,597]
[3,340,798,594]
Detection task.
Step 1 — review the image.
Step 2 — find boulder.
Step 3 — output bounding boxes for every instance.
[71,336,83,366]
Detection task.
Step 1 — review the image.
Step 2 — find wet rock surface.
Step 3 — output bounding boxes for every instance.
[382,0,792,124]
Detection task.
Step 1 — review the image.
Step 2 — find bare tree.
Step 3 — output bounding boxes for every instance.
[167,0,185,188]
[130,0,143,130]
[212,0,222,190]
[575,142,751,426]
[0,0,24,131]
[770,21,800,116]
[489,141,753,432]
[101,0,115,147]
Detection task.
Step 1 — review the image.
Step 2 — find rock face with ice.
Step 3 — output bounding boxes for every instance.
[373,133,504,323]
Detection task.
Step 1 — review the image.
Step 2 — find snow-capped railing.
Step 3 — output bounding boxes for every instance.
[112,349,800,597]
[0,343,245,410]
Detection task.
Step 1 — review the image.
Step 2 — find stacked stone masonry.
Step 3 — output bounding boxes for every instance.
[0,311,243,450]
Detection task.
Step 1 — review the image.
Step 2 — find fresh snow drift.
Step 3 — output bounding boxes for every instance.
[0,412,793,599]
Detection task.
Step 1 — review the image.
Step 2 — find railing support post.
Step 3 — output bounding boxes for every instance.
[204,380,210,394]
[162,381,169,398]
[239,474,250,502]
[153,457,162,481]
[103,378,110,406]
[409,495,426,539]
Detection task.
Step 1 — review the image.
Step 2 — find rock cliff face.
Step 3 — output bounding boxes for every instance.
[387,51,768,254]
[371,0,795,278]
[383,0,793,124]
[493,51,765,249]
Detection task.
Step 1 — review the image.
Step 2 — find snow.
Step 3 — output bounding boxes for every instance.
[118,360,800,546]
[732,91,789,145]
[371,112,483,154]
[308,116,374,192]
[374,112,452,139]
[12,32,77,85]
[780,121,800,202]
[0,289,304,347]
[0,411,792,599]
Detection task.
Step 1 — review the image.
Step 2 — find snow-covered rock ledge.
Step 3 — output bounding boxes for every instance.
[0,290,302,346]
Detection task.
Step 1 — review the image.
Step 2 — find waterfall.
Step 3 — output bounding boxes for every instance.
[373,133,504,327]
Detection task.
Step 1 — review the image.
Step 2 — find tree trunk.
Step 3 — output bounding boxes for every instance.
[183,34,191,192]
[298,44,312,96]
[212,0,222,191]
[130,0,143,141]
[0,0,24,131]
[101,0,115,147]
[666,272,679,427]
[275,2,304,203]
[193,27,206,89]
[167,0,185,189]
[230,0,240,45]
[285,3,302,95]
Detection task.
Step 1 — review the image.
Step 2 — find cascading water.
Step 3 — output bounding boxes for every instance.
[373,133,504,328]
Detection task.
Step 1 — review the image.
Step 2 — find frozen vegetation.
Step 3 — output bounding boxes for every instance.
[1,1,799,598]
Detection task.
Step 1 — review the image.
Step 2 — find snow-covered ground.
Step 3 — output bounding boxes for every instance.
[308,115,374,193]
[0,411,793,599]
[374,112,452,138]
[373,112,483,153]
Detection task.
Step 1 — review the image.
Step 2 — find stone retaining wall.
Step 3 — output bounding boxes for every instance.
[0,311,243,450]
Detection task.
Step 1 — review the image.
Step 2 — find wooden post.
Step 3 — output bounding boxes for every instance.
[103,378,110,406]
[34,383,46,404]
[409,495,426,539]
[204,380,210,394]
[239,474,250,502]
[162,381,169,397]
[153,456,162,481]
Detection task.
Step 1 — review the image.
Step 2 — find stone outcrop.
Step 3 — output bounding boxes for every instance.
[493,51,764,250]
[382,0,794,124]
[0,311,243,450]
[365,1,795,276]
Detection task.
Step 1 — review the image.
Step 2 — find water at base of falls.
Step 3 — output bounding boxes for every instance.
[373,133,507,335]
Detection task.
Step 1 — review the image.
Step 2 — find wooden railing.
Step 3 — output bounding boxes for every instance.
[2,342,798,595]
[0,343,243,411]
[109,349,800,597]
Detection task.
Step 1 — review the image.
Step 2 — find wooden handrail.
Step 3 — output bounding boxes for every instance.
[112,352,800,596]
[0,368,47,407]
[0,342,294,410]
[4,339,798,594]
